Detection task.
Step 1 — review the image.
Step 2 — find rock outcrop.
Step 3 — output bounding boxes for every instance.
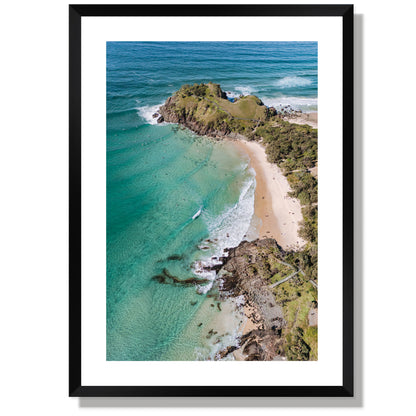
[206,239,288,360]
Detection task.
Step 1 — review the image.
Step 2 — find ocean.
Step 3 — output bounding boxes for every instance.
[106,41,317,360]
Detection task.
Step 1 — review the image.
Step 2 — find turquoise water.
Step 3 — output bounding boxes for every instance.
[107,42,317,360]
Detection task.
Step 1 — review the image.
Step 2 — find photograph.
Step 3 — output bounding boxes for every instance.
[106,41,318,362]
[5,0,416,411]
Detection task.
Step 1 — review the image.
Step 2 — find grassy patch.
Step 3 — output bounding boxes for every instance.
[274,277,318,361]
[304,326,318,360]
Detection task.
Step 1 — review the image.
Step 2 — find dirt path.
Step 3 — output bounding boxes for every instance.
[269,270,300,288]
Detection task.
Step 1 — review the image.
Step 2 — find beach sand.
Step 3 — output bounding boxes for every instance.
[284,111,317,129]
[224,132,311,360]
[232,139,306,251]
[242,304,261,334]
[232,304,261,360]
[228,139,307,360]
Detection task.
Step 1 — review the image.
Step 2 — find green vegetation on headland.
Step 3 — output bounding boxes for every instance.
[158,82,274,137]
[158,83,318,360]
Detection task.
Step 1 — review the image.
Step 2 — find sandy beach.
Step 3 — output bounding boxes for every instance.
[232,140,306,251]
[226,137,309,359]
[284,111,318,129]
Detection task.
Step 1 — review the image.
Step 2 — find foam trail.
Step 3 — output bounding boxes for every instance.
[276,76,312,88]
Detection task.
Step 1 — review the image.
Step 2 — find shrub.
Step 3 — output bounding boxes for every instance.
[285,327,311,361]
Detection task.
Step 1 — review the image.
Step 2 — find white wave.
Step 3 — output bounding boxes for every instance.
[136,102,163,125]
[235,85,255,95]
[225,86,255,98]
[225,91,239,99]
[192,173,256,294]
[262,95,317,111]
[276,76,312,88]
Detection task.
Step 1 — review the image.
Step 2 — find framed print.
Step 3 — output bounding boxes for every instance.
[69,4,354,397]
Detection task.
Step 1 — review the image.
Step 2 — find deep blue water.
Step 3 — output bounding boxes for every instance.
[107,42,317,361]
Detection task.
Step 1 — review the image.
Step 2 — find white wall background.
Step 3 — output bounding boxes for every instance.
[1,0,415,415]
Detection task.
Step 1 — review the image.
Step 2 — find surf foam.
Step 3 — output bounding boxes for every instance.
[226,85,256,98]
[136,102,163,125]
[192,170,256,294]
[262,95,317,111]
[275,76,312,88]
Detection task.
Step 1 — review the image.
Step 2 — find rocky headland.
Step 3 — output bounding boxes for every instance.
[201,238,318,361]
[154,83,318,360]
[214,239,287,360]
[156,82,277,139]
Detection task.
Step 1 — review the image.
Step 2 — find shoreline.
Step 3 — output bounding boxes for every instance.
[226,137,307,359]
[231,139,306,251]
[215,239,287,361]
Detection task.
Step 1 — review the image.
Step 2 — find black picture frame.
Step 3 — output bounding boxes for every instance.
[69,4,354,397]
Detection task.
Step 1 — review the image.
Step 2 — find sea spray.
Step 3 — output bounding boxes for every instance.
[136,102,165,125]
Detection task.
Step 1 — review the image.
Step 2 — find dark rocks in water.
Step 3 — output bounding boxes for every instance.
[217,302,222,312]
[198,323,203,327]
[152,275,166,284]
[152,268,210,287]
[200,246,210,250]
[203,263,223,272]
[157,115,164,123]
[166,254,184,261]
[217,345,239,359]
[152,112,159,118]
[206,329,218,339]
[190,301,197,306]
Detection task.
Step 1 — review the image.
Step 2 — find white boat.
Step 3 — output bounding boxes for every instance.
[192,207,202,220]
